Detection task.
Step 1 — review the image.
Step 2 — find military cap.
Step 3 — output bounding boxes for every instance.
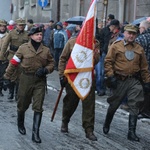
[28,26,43,36]
[0,19,7,26]
[15,18,26,25]
[124,24,138,33]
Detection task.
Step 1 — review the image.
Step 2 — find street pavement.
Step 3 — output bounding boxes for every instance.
[47,70,150,124]
[0,70,150,150]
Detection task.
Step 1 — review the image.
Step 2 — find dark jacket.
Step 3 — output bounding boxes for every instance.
[136,28,150,69]
[43,26,54,49]
[53,29,68,49]
[98,26,112,54]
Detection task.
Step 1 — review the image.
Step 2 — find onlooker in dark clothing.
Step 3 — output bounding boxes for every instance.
[43,20,55,56]
[53,21,68,70]
[95,19,120,96]
[106,14,115,26]
[136,20,150,68]
[25,19,34,31]
[136,20,150,119]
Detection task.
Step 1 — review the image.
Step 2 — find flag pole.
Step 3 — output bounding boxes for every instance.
[51,87,64,122]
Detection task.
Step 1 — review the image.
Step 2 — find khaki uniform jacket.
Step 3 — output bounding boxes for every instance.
[4,41,54,79]
[1,29,29,60]
[58,37,100,77]
[0,32,8,61]
[105,40,150,83]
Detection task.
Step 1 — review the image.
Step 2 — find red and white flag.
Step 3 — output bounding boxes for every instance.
[64,0,98,100]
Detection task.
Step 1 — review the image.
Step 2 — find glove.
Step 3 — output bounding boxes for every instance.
[59,76,67,88]
[105,76,117,89]
[109,76,117,89]
[143,82,150,93]
[35,67,48,77]
[3,79,11,91]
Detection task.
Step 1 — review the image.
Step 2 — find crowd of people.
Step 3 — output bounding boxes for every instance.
[0,14,150,144]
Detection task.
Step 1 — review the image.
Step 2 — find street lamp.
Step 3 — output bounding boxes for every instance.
[103,0,108,27]
[103,0,108,5]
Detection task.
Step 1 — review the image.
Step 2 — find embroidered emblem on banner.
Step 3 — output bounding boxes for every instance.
[79,78,90,89]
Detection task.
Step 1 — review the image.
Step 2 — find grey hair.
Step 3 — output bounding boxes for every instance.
[140,20,150,29]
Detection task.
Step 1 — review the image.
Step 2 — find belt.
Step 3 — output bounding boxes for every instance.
[10,45,19,52]
[115,74,135,80]
[22,72,35,76]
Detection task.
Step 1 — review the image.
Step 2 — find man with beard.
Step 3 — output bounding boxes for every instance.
[4,26,54,143]
[0,19,9,96]
[1,18,29,100]
[103,24,150,142]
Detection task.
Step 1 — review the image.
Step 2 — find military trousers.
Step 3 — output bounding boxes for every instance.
[17,73,46,112]
[107,77,144,115]
[62,82,96,132]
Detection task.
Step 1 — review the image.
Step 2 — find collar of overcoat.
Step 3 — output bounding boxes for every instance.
[28,40,44,54]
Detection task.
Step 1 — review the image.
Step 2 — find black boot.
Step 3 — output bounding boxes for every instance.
[85,128,97,141]
[103,112,114,134]
[32,112,42,143]
[17,111,26,135]
[0,82,4,96]
[127,114,140,142]
[61,122,68,133]
[8,82,15,99]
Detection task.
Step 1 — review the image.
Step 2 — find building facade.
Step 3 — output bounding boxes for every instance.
[10,0,150,24]
[0,0,11,21]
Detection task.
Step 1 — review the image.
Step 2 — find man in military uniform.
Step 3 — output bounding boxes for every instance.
[58,25,100,141]
[4,26,54,143]
[1,18,29,100]
[103,24,150,142]
[0,19,9,96]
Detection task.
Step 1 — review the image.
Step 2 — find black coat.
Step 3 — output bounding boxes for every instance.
[98,26,112,54]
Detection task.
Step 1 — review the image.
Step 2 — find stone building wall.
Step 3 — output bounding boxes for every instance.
[10,0,150,24]
[0,0,11,21]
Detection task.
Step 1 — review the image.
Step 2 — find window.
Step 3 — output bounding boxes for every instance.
[47,0,51,6]
[31,0,36,7]
[80,0,84,15]
[31,0,36,3]
[19,0,24,9]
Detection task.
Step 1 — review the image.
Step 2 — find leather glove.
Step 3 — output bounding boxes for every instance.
[3,79,11,91]
[59,76,67,88]
[143,82,150,93]
[105,76,117,89]
[35,67,48,77]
